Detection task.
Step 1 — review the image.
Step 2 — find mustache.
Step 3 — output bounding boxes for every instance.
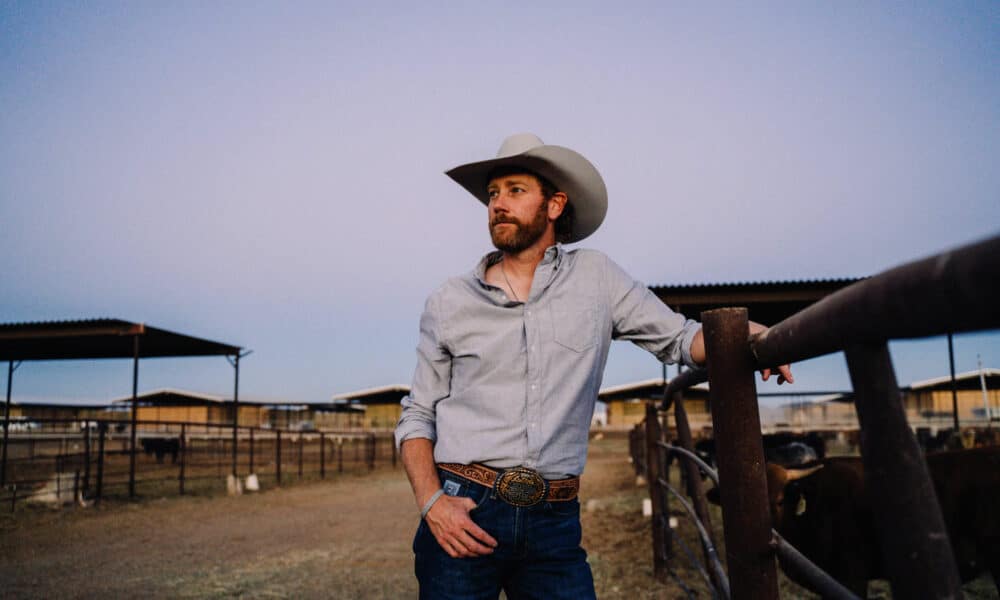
[490,215,522,228]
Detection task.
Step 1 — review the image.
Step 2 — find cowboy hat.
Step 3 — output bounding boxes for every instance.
[445,133,608,244]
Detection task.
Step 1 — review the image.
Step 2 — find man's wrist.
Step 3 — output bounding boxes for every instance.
[420,488,446,520]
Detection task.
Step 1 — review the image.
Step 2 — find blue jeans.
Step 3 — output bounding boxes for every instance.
[413,468,596,600]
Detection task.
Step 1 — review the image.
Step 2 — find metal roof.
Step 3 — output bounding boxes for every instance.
[598,378,709,403]
[908,369,1000,391]
[649,278,863,327]
[0,319,241,361]
[332,384,410,405]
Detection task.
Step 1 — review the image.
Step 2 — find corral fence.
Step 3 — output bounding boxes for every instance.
[630,234,998,600]
[1,417,397,511]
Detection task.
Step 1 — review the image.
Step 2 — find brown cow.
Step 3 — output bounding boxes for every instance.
[765,447,1000,596]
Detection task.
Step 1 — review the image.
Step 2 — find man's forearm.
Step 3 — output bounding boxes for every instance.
[400,437,442,510]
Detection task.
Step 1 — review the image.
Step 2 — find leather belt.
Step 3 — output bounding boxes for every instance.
[437,463,579,507]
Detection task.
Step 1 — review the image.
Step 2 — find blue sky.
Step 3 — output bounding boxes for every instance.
[2,2,998,405]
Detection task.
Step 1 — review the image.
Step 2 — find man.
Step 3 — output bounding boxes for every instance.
[395,133,791,599]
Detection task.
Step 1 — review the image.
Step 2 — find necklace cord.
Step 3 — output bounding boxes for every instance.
[500,259,521,302]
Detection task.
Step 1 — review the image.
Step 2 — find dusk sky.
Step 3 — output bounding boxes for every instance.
[2,2,998,406]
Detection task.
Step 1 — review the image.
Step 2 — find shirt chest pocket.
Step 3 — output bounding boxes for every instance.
[549,298,598,352]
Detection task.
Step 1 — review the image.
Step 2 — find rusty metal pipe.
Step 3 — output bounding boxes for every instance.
[703,308,778,600]
[659,477,731,600]
[770,531,860,600]
[752,234,1000,369]
[845,342,962,599]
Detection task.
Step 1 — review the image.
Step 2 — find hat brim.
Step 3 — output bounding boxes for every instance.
[445,145,607,244]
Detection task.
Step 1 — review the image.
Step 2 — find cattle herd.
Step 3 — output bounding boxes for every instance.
[692,429,1000,596]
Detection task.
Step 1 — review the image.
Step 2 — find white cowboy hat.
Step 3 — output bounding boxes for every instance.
[445,133,608,244]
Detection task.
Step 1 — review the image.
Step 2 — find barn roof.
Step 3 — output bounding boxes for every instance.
[908,369,1000,391]
[332,384,410,405]
[599,378,709,403]
[0,319,241,361]
[649,278,863,326]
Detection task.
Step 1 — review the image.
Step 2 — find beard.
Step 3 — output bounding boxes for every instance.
[489,200,550,253]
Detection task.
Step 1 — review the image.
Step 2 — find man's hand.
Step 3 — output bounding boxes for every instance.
[689,321,794,384]
[423,493,498,558]
[748,321,793,384]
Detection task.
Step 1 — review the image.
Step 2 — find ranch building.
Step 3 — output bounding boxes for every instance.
[331,384,410,430]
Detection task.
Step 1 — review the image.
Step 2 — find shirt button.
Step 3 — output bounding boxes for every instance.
[530,423,537,428]
[526,310,531,316]
[531,384,537,390]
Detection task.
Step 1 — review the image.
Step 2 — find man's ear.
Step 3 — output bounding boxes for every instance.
[548,192,568,221]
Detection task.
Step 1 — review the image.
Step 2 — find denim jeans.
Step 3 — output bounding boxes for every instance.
[413,468,596,600]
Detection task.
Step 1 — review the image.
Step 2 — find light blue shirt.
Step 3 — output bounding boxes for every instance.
[394,245,702,479]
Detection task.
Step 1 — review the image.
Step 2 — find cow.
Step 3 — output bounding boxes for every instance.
[761,447,1000,596]
[140,437,180,464]
[692,431,826,470]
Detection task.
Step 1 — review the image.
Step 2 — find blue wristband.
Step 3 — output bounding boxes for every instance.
[420,488,445,520]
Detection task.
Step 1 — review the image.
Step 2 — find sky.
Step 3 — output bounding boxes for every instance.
[1,1,998,407]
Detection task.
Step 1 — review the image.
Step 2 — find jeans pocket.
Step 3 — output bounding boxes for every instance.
[547,498,581,517]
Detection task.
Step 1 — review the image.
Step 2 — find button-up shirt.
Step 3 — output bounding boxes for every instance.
[394,244,702,479]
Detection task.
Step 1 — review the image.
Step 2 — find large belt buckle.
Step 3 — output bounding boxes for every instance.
[495,466,547,507]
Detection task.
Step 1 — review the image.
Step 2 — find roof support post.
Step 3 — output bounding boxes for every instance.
[232,352,240,478]
[227,350,250,478]
[128,334,140,498]
[947,333,959,430]
[2,360,22,487]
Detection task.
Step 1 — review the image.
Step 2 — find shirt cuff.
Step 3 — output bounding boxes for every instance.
[680,321,704,370]
[394,422,437,451]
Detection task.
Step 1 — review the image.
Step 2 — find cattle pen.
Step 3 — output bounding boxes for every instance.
[0,417,396,510]
[630,234,999,600]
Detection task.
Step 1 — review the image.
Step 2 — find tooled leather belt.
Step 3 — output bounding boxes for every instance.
[437,462,580,507]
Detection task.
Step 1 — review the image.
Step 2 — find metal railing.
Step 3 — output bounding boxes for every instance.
[630,233,999,599]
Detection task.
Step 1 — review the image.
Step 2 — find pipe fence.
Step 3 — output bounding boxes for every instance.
[630,233,999,600]
[0,417,397,511]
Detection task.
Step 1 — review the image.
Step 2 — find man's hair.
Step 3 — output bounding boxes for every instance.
[486,166,576,243]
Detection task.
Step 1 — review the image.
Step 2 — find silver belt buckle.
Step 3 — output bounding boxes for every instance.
[495,466,547,507]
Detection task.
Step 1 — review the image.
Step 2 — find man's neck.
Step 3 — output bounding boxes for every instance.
[500,232,558,278]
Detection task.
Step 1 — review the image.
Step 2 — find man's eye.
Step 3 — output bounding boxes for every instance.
[488,190,498,199]
[511,187,524,193]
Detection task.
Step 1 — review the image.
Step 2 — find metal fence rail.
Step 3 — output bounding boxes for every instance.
[630,234,999,600]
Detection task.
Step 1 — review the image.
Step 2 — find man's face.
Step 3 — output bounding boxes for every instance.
[487,174,550,253]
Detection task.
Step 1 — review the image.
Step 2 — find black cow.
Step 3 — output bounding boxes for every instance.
[140,437,180,464]
[693,431,826,470]
[761,447,1000,595]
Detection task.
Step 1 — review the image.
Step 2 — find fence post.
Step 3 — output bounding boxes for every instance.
[95,422,106,505]
[275,430,282,486]
[249,428,255,474]
[83,424,92,497]
[673,391,720,582]
[320,433,326,479]
[644,402,670,578]
[298,434,304,478]
[369,434,375,471]
[844,343,962,599]
[703,308,778,600]
[391,434,397,468]
[179,424,186,495]
[338,437,344,473]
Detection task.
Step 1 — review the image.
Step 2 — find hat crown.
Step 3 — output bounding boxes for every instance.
[496,133,544,158]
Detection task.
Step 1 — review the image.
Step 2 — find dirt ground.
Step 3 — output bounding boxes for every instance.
[1,433,996,599]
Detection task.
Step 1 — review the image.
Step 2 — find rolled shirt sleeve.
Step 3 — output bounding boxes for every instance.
[603,254,703,369]
[394,291,452,450]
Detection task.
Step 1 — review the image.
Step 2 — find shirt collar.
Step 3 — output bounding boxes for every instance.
[473,244,564,286]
